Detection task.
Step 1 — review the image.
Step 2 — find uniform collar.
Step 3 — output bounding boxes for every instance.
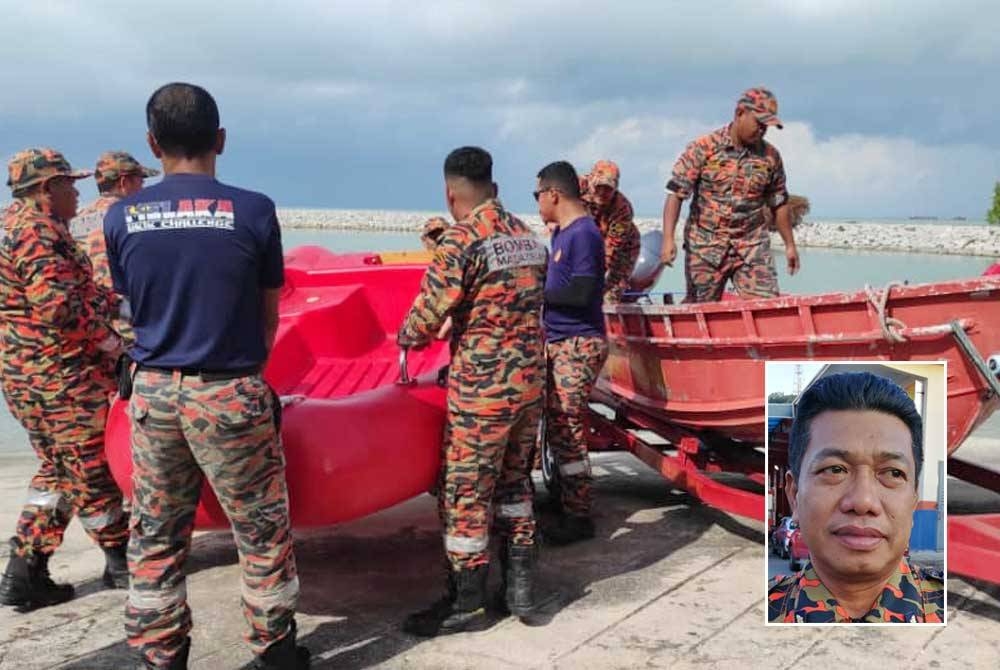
[790,559,929,623]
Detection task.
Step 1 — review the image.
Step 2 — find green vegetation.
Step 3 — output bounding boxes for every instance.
[989,182,1000,226]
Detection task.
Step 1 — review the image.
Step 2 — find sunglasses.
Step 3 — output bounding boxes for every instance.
[533,187,562,202]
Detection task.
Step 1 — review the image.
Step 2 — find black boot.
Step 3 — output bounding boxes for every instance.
[102,543,129,589]
[403,566,490,637]
[142,636,191,669]
[543,514,595,546]
[502,545,537,618]
[0,538,74,612]
[253,620,311,669]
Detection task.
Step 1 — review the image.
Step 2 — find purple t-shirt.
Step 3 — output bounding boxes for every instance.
[105,173,284,370]
[544,216,606,342]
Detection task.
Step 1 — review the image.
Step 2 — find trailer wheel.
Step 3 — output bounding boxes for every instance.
[539,415,562,501]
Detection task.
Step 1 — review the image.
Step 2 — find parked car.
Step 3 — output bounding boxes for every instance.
[770,516,797,558]
[788,527,809,571]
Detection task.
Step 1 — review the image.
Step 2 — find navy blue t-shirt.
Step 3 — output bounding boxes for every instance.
[104,173,284,370]
[544,216,606,342]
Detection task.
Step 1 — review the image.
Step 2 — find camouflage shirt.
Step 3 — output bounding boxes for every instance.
[667,124,788,267]
[580,179,640,295]
[0,198,118,389]
[71,194,120,292]
[768,559,945,623]
[399,198,547,418]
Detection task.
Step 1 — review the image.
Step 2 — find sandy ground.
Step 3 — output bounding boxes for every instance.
[0,438,998,669]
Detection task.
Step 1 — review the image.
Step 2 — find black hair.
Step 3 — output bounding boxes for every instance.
[146,83,220,158]
[789,371,923,487]
[443,146,493,184]
[536,161,581,199]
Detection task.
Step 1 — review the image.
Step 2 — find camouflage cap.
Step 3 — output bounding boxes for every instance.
[94,150,160,188]
[6,148,91,196]
[590,160,620,189]
[738,87,783,129]
[420,216,450,249]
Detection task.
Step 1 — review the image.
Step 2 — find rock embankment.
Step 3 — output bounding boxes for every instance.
[277,209,1000,258]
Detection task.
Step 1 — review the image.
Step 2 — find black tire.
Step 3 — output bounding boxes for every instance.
[539,414,561,500]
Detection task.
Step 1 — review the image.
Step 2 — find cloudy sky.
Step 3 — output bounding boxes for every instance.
[1,1,998,218]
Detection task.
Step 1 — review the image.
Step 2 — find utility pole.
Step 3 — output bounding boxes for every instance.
[794,364,804,395]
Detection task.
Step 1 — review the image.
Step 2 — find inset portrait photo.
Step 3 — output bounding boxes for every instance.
[765,362,946,625]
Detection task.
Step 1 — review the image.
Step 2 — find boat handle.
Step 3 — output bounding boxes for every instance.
[397,346,415,386]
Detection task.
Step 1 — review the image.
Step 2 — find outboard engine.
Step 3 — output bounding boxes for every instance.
[626,230,666,299]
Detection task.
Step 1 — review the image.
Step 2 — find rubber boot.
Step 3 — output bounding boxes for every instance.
[0,538,75,612]
[543,514,595,546]
[503,545,536,617]
[253,620,311,669]
[102,543,129,589]
[403,565,490,637]
[142,636,191,669]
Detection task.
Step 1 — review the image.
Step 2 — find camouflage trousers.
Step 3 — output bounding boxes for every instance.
[545,336,609,516]
[1,371,127,557]
[439,401,541,571]
[684,242,779,303]
[125,370,298,667]
[605,221,641,304]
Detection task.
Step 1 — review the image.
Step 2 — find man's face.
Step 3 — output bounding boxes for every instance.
[592,184,616,207]
[787,409,918,586]
[735,107,767,145]
[535,179,557,223]
[44,176,79,221]
[121,173,145,196]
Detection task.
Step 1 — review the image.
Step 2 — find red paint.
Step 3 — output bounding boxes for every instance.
[105,246,449,528]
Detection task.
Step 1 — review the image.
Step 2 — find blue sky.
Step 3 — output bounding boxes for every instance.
[1,1,998,218]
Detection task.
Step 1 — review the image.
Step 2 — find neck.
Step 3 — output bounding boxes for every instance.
[557,202,589,228]
[160,153,217,177]
[812,560,896,619]
[729,123,745,148]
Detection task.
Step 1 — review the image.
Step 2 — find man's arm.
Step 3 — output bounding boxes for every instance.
[263,287,281,354]
[662,138,705,266]
[771,203,799,275]
[17,226,120,353]
[660,194,683,266]
[398,232,466,348]
[766,151,799,275]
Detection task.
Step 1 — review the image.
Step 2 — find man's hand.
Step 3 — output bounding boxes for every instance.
[785,244,800,276]
[435,316,453,340]
[660,237,677,267]
[397,331,428,351]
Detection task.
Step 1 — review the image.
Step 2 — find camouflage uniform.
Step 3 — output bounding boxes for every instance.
[420,216,450,251]
[768,559,944,623]
[545,337,608,515]
[0,149,126,558]
[667,90,789,303]
[399,198,547,571]
[125,371,297,664]
[70,152,158,344]
[581,161,640,303]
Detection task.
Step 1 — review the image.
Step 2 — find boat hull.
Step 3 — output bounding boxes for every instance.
[105,246,450,529]
[601,277,1000,452]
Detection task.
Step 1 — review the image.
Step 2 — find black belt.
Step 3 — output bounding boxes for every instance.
[136,364,261,382]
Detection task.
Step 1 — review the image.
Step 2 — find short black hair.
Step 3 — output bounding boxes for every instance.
[789,371,924,487]
[443,146,493,184]
[536,161,581,199]
[146,83,220,159]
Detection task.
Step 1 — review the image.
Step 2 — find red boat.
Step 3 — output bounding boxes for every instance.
[587,275,1000,586]
[601,277,1000,453]
[104,246,450,528]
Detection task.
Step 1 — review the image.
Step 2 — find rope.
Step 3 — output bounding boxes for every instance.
[864,280,908,343]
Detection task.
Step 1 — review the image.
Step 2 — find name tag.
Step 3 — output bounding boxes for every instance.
[484,234,547,273]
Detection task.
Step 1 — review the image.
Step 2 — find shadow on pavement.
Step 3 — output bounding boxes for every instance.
[54,453,761,669]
